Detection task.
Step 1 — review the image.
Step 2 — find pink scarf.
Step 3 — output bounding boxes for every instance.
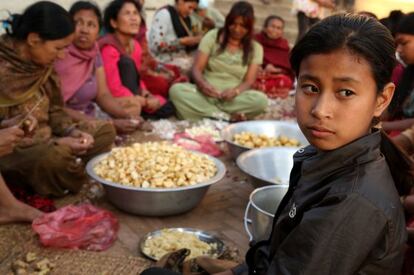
[54,43,99,102]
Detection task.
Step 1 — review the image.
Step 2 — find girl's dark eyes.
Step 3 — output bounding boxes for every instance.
[301,84,319,94]
[338,89,355,97]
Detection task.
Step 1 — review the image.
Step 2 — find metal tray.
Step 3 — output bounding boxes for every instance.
[139,227,225,261]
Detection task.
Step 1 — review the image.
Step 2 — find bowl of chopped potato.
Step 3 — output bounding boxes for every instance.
[86,142,226,216]
[221,120,308,160]
[237,147,297,188]
[140,227,225,261]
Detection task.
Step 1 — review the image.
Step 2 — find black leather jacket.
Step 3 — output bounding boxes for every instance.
[237,131,407,275]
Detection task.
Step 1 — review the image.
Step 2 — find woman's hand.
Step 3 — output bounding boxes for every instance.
[146,97,161,112]
[1,114,38,134]
[200,83,221,98]
[57,129,94,155]
[220,88,239,101]
[265,64,283,74]
[180,35,202,46]
[0,127,24,157]
[113,118,142,134]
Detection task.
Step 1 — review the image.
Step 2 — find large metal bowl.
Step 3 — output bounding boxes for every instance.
[221,120,308,160]
[236,147,297,188]
[86,152,226,216]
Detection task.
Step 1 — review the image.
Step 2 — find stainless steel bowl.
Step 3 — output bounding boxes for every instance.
[86,152,226,216]
[139,227,225,261]
[221,120,308,160]
[236,147,297,188]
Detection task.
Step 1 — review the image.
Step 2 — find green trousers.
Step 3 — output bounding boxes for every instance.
[0,121,116,197]
[170,83,268,121]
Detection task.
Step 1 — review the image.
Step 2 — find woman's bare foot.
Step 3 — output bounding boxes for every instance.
[230,113,247,122]
[0,200,43,224]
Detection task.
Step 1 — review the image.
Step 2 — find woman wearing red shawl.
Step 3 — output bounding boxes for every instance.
[55,1,142,134]
[253,15,294,99]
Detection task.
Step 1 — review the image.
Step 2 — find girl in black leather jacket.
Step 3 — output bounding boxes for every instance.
[227,14,413,275]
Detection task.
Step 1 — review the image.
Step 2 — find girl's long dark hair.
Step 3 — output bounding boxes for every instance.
[217,1,254,65]
[290,14,414,195]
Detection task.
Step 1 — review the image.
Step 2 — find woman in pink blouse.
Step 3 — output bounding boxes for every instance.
[100,0,175,119]
[55,1,142,134]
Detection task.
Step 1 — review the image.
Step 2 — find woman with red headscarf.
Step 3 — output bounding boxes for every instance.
[253,15,294,99]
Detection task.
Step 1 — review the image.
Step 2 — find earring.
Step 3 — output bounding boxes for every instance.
[372,116,381,128]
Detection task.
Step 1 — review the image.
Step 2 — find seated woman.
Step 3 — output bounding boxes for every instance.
[382,13,414,133]
[0,2,115,197]
[170,1,268,121]
[100,0,174,119]
[135,1,188,99]
[55,1,142,134]
[253,15,294,99]
[190,0,225,35]
[0,126,42,224]
[148,0,201,74]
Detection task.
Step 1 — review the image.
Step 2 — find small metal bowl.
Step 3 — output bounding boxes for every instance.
[86,152,226,216]
[221,120,308,160]
[236,147,297,188]
[139,227,225,261]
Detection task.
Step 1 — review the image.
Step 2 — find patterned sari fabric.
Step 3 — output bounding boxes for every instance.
[148,6,195,73]
[0,35,115,197]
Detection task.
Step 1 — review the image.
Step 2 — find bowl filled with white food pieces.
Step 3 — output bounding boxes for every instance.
[87,142,226,216]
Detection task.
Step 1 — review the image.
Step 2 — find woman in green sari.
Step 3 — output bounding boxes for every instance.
[170,1,268,121]
[0,2,115,197]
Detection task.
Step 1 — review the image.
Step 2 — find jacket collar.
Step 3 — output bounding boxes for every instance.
[294,130,382,182]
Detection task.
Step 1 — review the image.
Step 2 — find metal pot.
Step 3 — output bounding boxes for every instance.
[244,185,288,243]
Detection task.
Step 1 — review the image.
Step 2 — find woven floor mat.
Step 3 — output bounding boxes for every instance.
[1,246,151,275]
[0,224,151,275]
[0,224,36,264]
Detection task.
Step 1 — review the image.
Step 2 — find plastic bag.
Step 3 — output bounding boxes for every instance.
[173,133,222,157]
[32,204,119,251]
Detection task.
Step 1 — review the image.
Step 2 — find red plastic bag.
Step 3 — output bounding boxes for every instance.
[173,132,222,156]
[32,204,119,251]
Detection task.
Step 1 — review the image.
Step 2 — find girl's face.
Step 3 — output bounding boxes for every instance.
[295,48,393,151]
[111,2,141,36]
[396,33,414,65]
[229,16,248,41]
[176,0,197,18]
[73,9,100,50]
[264,19,284,39]
[28,34,73,66]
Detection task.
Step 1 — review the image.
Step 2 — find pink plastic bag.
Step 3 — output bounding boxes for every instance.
[173,133,222,156]
[32,204,119,251]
